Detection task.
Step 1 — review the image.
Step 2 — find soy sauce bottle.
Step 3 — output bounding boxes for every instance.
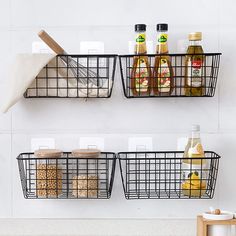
[131,24,151,96]
[153,23,173,95]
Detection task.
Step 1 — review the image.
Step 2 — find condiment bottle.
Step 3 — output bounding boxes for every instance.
[182,125,207,197]
[185,32,205,96]
[131,24,151,96]
[153,23,173,95]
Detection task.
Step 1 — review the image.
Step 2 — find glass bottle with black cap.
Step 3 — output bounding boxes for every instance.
[153,23,174,96]
[131,24,151,96]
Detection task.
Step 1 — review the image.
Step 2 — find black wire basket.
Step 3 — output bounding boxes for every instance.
[118,151,220,199]
[17,152,116,199]
[119,53,221,98]
[24,54,117,98]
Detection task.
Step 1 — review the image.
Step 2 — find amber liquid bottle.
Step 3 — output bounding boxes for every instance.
[131,24,151,96]
[153,23,173,96]
[182,125,207,197]
[185,32,205,96]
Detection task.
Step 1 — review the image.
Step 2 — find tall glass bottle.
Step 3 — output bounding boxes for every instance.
[131,24,151,96]
[182,125,207,197]
[153,23,173,95]
[185,32,205,96]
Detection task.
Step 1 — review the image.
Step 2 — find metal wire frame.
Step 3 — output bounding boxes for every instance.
[119,53,221,98]
[24,54,117,98]
[17,152,116,199]
[118,151,220,199]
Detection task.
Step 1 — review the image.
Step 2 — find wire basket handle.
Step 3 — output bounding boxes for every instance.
[38,30,65,55]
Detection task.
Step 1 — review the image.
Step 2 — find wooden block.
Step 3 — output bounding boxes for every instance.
[197,215,236,236]
[197,216,207,236]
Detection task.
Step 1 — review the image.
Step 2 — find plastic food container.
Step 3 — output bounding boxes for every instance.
[34,149,63,197]
[203,211,234,236]
[71,149,100,198]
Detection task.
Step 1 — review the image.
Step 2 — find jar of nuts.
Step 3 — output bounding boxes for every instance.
[71,149,100,198]
[34,149,63,198]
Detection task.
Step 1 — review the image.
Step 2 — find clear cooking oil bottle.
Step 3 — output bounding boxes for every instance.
[185,32,205,96]
[182,125,207,197]
[131,24,151,96]
[153,23,173,95]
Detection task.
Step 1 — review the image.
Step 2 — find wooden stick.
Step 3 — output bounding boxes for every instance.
[38,30,65,54]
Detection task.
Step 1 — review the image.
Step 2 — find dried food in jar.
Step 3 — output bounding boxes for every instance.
[36,164,62,197]
[72,175,98,198]
[34,149,63,197]
[71,149,100,198]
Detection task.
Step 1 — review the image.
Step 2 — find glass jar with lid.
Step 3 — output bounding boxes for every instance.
[34,149,63,198]
[71,149,100,198]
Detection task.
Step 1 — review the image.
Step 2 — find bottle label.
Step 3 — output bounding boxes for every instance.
[157,58,171,92]
[158,33,168,44]
[181,163,207,194]
[182,163,207,191]
[188,143,204,157]
[134,59,149,92]
[136,33,146,44]
[187,60,203,87]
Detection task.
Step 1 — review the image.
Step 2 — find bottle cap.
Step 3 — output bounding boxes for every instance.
[188,32,202,41]
[34,149,62,158]
[191,124,200,132]
[156,23,168,31]
[135,24,146,32]
[71,149,101,158]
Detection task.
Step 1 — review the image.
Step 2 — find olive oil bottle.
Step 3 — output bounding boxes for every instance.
[185,32,205,96]
[153,23,173,95]
[182,125,207,197]
[131,24,151,96]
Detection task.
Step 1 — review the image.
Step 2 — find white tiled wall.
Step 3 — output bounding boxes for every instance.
[0,0,236,234]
